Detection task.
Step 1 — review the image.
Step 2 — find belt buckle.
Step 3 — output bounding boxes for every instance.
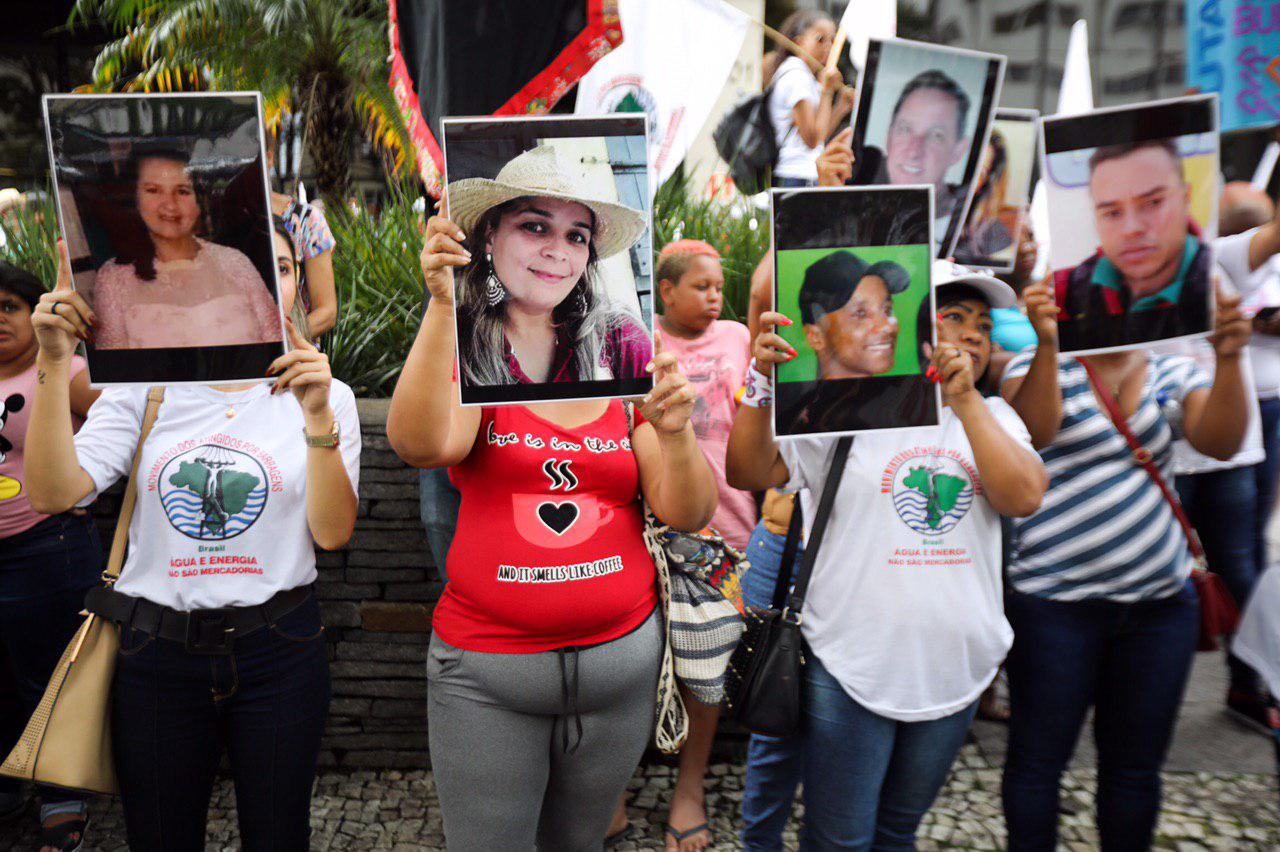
[185,609,235,655]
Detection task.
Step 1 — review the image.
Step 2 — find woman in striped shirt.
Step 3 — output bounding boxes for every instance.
[999,276,1251,851]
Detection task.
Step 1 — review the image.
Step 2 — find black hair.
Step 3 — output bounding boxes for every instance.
[0,260,44,311]
[799,251,910,325]
[763,9,833,84]
[1088,139,1182,181]
[916,282,994,386]
[113,144,197,282]
[890,69,970,140]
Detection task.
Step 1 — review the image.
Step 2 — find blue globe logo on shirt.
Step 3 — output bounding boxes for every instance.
[890,453,974,536]
[158,445,268,541]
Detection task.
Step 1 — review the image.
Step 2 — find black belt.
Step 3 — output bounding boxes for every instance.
[85,584,314,655]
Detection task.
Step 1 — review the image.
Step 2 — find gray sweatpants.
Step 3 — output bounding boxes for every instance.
[426,609,662,851]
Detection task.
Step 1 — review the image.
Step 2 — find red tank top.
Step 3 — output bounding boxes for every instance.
[435,402,659,653]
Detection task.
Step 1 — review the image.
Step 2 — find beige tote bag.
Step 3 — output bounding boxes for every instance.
[1,386,165,794]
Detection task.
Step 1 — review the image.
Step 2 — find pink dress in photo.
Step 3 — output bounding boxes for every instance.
[92,238,283,349]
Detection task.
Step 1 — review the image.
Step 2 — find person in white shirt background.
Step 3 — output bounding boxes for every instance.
[726,261,1046,849]
[1164,182,1280,731]
[23,241,360,852]
[763,10,854,189]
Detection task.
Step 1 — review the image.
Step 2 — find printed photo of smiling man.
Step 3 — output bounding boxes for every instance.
[44,93,285,386]
[1040,95,1219,354]
[849,39,1005,259]
[442,115,653,406]
[772,186,940,437]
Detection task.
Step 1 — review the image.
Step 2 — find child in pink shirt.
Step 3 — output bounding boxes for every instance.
[655,240,756,552]
[651,239,757,850]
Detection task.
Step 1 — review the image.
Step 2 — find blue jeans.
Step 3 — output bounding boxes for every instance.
[112,593,330,851]
[419,467,460,581]
[1176,465,1260,690]
[1254,396,1280,575]
[801,655,977,850]
[741,520,804,851]
[0,513,102,808]
[772,176,815,188]
[1002,583,1199,852]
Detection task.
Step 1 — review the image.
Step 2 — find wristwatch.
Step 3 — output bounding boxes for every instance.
[303,419,341,448]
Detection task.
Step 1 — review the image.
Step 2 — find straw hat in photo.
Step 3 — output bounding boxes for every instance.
[447,145,648,260]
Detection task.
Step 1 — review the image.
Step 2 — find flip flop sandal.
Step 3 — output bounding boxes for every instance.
[666,822,712,846]
[605,823,641,848]
[41,813,89,852]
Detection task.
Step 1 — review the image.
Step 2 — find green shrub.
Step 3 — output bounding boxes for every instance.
[0,192,58,286]
[651,168,770,323]
[323,187,424,397]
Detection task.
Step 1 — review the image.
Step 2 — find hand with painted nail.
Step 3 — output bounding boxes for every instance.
[751,310,798,378]
[32,240,97,362]
[638,330,696,436]
[266,318,333,417]
[419,214,470,307]
[930,340,977,405]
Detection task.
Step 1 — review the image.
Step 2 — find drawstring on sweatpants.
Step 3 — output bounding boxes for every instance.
[557,646,584,754]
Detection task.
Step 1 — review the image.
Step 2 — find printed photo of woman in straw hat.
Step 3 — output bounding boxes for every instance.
[443,116,654,406]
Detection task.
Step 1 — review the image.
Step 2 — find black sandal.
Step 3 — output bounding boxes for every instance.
[41,813,89,852]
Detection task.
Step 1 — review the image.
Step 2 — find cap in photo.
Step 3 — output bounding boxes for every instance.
[932,259,1017,309]
[447,145,647,260]
[799,251,911,324]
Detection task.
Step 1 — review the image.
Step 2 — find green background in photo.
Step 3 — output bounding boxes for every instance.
[775,244,932,384]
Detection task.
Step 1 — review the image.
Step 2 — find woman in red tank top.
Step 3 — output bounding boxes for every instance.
[388,211,717,851]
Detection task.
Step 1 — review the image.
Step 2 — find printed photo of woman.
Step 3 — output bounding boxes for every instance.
[92,144,281,350]
[44,92,286,386]
[443,116,654,406]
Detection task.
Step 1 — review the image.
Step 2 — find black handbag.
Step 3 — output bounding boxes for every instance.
[722,436,852,737]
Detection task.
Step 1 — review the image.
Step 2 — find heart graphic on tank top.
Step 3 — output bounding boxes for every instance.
[537,501,579,535]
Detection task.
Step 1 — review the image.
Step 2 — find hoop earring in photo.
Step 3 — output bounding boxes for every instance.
[484,252,507,307]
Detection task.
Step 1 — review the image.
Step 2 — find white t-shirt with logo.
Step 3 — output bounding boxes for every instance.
[778,398,1030,721]
[769,56,822,181]
[74,382,361,610]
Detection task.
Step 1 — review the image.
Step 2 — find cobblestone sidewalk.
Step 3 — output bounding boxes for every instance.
[2,742,1275,850]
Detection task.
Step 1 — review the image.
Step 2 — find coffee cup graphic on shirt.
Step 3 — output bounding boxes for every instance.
[512,494,614,549]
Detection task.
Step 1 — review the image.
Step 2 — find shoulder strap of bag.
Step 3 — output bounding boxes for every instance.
[770,495,805,611]
[779,436,853,620]
[103,386,166,583]
[1076,358,1204,562]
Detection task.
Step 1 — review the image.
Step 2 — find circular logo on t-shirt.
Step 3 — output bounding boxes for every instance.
[887,451,975,536]
[158,444,268,541]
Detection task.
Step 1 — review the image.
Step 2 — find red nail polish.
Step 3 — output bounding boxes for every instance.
[778,317,794,327]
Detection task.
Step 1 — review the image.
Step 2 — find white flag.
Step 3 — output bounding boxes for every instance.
[574,0,750,191]
[1030,18,1093,267]
[841,0,896,75]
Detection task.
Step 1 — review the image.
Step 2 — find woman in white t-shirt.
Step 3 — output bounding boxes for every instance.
[24,241,360,851]
[764,10,853,187]
[726,262,1046,847]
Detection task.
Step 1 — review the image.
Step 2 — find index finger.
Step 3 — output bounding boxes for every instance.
[759,310,791,333]
[284,318,314,352]
[55,240,73,292]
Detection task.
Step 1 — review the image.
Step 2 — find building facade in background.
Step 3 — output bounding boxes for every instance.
[796,0,1188,111]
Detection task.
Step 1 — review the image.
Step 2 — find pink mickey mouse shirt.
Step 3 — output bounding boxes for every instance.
[437,402,658,653]
[0,356,89,538]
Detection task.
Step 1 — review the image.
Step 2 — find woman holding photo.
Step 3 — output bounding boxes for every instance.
[447,145,652,392]
[386,209,716,851]
[999,277,1250,851]
[23,242,359,852]
[726,262,1046,848]
[763,10,852,188]
[92,145,281,350]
